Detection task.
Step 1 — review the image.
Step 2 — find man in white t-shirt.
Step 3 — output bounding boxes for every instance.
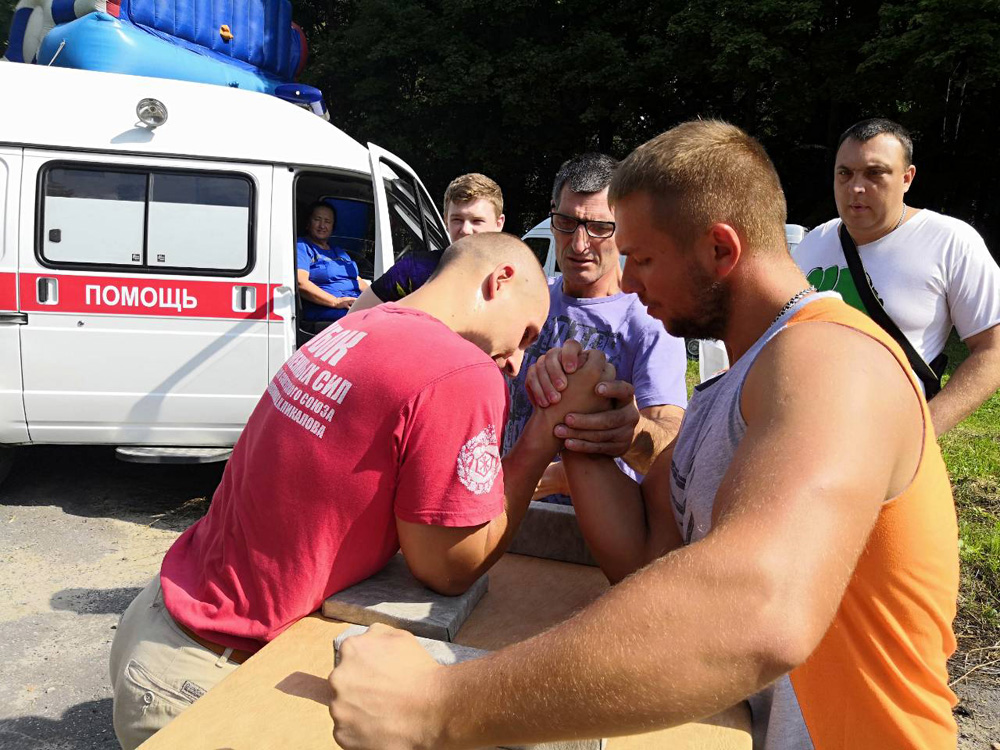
[794,117,1000,435]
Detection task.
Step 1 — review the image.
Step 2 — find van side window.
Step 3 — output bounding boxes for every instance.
[418,191,448,253]
[382,167,424,262]
[39,163,254,276]
[42,168,147,266]
[376,158,446,261]
[148,173,251,271]
[523,237,550,267]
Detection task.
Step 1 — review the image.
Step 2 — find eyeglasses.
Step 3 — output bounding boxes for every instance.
[549,211,616,239]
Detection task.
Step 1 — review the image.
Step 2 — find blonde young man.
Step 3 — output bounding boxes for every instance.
[350,173,505,312]
[443,172,506,240]
[328,121,959,749]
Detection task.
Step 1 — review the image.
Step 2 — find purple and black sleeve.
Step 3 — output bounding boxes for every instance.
[369,251,442,303]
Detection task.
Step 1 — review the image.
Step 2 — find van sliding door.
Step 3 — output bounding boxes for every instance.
[18,151,272,446]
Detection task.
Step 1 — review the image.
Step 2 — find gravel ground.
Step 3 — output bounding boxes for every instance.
[0,446,221,750]
[0,445,996,749]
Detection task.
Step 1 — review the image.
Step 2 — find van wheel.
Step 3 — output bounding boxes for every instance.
[685,339,700,361]
[0,445,15,488]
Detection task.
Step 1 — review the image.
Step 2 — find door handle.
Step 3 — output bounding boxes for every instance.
[271,285,294,328]
[36,277,59,305]
[232,285,256,312]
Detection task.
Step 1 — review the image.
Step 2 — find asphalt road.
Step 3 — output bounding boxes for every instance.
[0,446,221,750]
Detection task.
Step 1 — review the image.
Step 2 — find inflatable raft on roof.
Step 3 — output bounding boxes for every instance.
[2,0,326,116]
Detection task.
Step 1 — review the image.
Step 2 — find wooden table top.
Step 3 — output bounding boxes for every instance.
[141,554,751,749]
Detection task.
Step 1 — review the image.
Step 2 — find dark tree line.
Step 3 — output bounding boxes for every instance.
[4,0,998,254]
[0,1,13,55]
[295,0,1000,255]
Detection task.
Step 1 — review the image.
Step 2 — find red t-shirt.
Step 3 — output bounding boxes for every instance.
[160,305,508,651]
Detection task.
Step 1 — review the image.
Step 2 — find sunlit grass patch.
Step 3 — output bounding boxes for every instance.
[954,478,1000,634]
[940,335,1000,651]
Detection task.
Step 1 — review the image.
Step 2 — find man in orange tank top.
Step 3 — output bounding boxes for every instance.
[327,121,959,750]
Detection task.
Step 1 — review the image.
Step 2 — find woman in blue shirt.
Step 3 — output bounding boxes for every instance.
[296,201,366,325]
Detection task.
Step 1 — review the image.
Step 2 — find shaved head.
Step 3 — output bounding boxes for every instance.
[416,232,549,378]
[432,232,546,287]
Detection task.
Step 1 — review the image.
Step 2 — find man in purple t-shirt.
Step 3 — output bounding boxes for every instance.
[502,154,688,501]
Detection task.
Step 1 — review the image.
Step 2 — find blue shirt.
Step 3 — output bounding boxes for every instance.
[296,239,361,321]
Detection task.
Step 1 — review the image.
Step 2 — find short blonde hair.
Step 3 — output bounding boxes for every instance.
[609,120,787,253]
[443,173,503,218]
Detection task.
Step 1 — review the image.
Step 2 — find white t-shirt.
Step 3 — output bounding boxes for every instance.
[793,209,1000,363]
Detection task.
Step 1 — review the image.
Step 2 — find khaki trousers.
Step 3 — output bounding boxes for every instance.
[109,576,239,749]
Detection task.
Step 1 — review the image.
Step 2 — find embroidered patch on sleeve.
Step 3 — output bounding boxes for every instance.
[456,425,501,495]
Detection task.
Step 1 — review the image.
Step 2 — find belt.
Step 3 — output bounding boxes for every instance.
[176,621,255,665]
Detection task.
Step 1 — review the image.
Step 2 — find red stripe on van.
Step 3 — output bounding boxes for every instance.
[19,273,276,320]
[0,272,16,311]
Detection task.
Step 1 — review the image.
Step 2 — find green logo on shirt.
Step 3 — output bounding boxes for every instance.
[805,265,876,313]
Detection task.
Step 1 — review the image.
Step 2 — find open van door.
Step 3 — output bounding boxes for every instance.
[367,144,448,271]
[0,148,29,445]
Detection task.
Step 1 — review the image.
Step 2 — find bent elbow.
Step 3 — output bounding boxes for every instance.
[757,633,814,679]
[751,603,828,680]
[415,573,475,598]
[408,564,479,598]
[601,558,642,586]
[427,579,473,597]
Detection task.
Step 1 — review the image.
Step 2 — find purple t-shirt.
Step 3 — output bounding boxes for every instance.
[502,277,688,489]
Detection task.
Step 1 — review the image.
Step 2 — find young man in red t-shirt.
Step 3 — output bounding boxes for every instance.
[108,233,613,750]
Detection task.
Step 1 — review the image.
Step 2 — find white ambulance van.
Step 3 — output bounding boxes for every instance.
[0,63,448,479]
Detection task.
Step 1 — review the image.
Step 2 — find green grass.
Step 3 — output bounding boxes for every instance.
[684,334,1000,644]
[938,335,1000,640]
[685,357,699,394]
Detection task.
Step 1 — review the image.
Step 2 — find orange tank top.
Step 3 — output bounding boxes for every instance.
[786,297,959,748]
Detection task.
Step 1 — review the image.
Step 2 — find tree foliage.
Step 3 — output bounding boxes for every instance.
[294,0,1000,252]
[0,0,15,51]
[2,0,998,252]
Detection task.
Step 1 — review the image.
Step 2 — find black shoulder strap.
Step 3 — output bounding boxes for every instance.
[838,224,942,398]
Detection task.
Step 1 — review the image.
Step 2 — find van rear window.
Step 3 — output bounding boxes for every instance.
[39,164,254,276]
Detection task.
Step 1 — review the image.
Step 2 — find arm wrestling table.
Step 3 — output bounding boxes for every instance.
[139,553,752,750]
